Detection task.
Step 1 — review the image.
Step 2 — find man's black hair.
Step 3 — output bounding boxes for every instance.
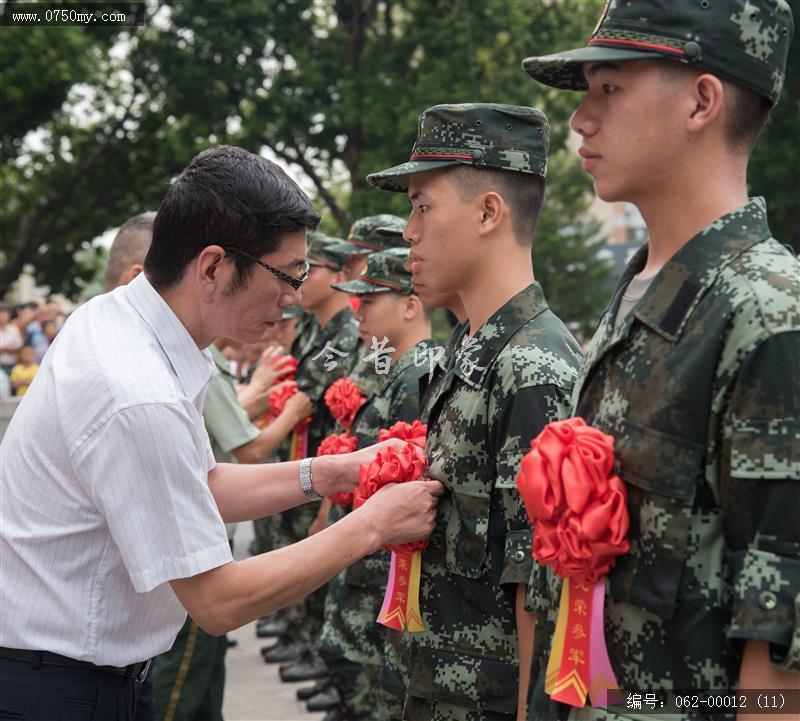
[145,146,320,290]
[448,166,546,246]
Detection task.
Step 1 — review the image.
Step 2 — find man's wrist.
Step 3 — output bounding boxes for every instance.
[307,454,337,498]
[299,458,323,501]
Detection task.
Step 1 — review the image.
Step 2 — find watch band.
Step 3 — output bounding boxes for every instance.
[299,457,323,501]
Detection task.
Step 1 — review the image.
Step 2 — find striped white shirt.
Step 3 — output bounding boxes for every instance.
[0,273,232,666]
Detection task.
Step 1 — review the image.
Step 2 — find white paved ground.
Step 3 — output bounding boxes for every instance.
[222,523,325,721]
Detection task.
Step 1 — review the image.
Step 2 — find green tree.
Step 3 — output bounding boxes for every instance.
[131,0,609,328]
[749,24,800,253]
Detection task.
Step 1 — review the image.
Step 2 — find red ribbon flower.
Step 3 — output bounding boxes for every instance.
[267,380,311,432]
[317,432,359,506]
[352,443,428,553]
[277,355,298,381]
[517,417,629,583]
[324,378,365,431]
[378,420,428,449]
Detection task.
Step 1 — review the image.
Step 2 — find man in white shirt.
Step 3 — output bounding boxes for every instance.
[0,145,441,721]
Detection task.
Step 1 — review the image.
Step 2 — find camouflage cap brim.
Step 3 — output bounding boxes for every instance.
[331,279,393,295]
[281,306,303,320]
[326,241,368,256]
[521,46,659,91]
[366,159,463,193]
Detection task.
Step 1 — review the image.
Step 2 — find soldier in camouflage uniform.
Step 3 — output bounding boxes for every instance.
[263,235,360,665]
[312,248,436,721]
[331,215,410,400]
[522,1,799,719]
[367,104,582,720]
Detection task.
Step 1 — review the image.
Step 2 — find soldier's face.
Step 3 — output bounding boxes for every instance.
[300,265,340,311]
[354,292,405,347]
[571,60,687,204]
[405,170,480,295]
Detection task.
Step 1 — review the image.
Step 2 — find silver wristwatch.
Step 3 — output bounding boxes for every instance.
[299,457,323,501]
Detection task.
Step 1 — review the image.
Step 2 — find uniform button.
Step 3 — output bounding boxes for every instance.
[513,549,526,563]
[759,591,778,611]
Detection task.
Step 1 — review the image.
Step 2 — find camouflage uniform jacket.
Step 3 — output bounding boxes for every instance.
[317,339,436,671]
[343,338,437,591]
[401,283,580,715]
[349,339,384,398]
[533,198,800,721]
[290,310,319,361]
[295,306,359,456]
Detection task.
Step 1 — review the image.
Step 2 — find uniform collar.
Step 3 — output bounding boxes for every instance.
[624,197,771,343]
[454,282,549,389]
[374,338,435,396]
[125,273,214,400]
[318,306,355,344]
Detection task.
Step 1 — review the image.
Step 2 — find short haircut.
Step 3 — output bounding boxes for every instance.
[447,165,545,246]
[658,61,771,155]
[104,212,156,289]
[145,146,320,290]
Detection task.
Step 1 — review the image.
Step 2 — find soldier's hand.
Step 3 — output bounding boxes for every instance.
[361,480,443,548]
[250,346,292,391]
[283,391,313,425]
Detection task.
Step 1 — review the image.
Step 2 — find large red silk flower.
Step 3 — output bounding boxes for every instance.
[324,378,365,429]
[517,417,629,583]
[317,432,359,505]
[378,420,427,449]
[268,380,297,416]
[353,443,428,553]
[267,380,311,431]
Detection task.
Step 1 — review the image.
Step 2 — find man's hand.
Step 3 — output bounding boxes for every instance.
[356,480,443,549]
[315,438,408,497]
[283,391,313,426]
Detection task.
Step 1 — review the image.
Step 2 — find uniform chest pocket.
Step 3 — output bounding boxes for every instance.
[429,437,493,579]
[607,419,705,619]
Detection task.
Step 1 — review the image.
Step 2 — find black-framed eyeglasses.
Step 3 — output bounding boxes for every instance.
[223,246,310,291]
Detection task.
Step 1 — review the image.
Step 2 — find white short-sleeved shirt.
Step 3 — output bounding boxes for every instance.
[0,273,233,666]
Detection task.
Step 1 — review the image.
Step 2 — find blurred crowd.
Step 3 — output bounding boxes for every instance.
[0,302,66,397]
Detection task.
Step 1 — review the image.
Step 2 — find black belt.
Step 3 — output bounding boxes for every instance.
[0,647,151,682]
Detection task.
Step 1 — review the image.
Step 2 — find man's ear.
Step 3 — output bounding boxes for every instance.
[478,191,506,237]
[686,73,725,137]
[194,245,228,298]
[120,263,144,286]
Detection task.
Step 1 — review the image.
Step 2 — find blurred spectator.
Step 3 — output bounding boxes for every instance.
[0,305,23,376]
[0,367,9,399]
[10,346,38,397]
[35,320,60,363]
[103,212,157,292]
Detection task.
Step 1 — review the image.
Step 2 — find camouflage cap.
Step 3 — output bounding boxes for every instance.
[337,215,408,255]
[366,103,550,193]
[307,232,348,271]
[331,248,414,295]
[521,0,794,105]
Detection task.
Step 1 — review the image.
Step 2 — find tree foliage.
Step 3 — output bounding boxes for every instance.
[3,0,796,328]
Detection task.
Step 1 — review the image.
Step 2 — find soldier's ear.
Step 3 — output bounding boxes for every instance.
[686,73,724,138]
[403,294,422,321]
[477,191,505,237]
